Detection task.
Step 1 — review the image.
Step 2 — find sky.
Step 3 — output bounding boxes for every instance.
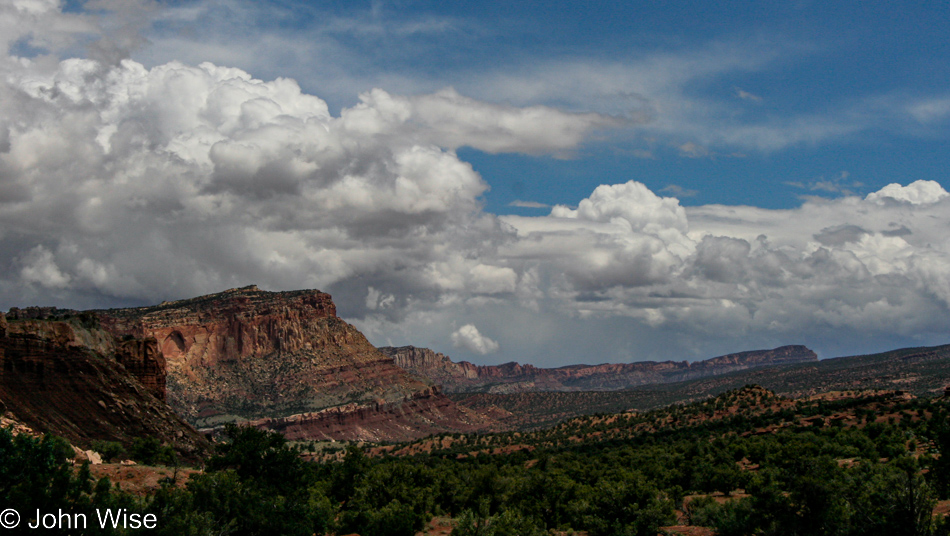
[1,0,950,366]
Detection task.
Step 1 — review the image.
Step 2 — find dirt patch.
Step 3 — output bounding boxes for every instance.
[416,516,453,536]
[661,526,715,536]
[87,464,200,496]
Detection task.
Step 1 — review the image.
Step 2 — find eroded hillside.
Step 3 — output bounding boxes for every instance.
[0,311,208,459]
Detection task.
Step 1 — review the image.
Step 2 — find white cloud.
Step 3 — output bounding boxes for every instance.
[864,180,949,205]
[454,46,892,154]
[734,87,762,102]
[365,286,394,310]
[469,264,517,294]
[907,97,950,123]
[18,246,71,289]
[74,0,950,162]
[488,179,950,355]
[70,0,950,161]
[451,324,500,355]
[347,87,619,155]
[4,22,950,360]
[4,2,950,364]
[122,2,859,155]
[0,47,544,305]
[1,0,96,56]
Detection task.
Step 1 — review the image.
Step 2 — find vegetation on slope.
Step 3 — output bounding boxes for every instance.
[453,343,950,430]
[4,386,950,535]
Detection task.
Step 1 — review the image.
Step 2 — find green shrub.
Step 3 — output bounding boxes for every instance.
[130,436,177,466]
[91,440,127,462]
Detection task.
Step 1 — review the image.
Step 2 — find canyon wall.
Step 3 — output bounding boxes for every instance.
[0,313,207,458]
[93,286,498,440]
[2,287,818,443]
[380,345,818,393]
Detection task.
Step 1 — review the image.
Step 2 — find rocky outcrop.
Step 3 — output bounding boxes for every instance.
[0,315,208,459]
[250,386,497,442]
[380,345,819,393]
[92,286,497,441]
[115,338,167,401]
[3,287,502,444]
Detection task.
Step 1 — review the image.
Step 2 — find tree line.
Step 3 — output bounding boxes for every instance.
[2,389,950,535]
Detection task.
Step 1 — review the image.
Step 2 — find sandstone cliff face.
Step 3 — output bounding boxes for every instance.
[5,288,501,444]
[115,338,167,402]
[2,314,167,401]
[94,286,439,429]
[380,345,819,393]
[0,315,207,458]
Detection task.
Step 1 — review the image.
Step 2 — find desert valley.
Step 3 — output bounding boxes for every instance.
[3,4,950,534]
[2,285,950,535]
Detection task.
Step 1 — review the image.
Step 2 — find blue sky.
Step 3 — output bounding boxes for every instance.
[124,0,950,212]
[2,0,950,366]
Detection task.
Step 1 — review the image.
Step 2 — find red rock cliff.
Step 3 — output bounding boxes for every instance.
[380,345,818,393]
[0,314,207,458]
[115,338,167,401]
[94,286,440,428]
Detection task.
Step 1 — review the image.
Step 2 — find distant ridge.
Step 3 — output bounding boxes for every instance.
[451,342,950,430]
[378,344,817,393]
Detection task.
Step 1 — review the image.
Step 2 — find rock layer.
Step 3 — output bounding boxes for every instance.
[92,286,496,441]
[251,386,496,442]
[0,313,207,458]
[380,345,819,393]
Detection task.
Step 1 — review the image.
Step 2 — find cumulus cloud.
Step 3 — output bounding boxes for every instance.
[865,180,949,205]
[358,173,950,361]
[492,178,950,354]
[538,182,694,290]
[18,246,71,289]
[551,181,688,235]
[4,2,950,363]
[2,27,612,308]
[451,324,500,355]
[0,1,625,341]
[115,0,950,162]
